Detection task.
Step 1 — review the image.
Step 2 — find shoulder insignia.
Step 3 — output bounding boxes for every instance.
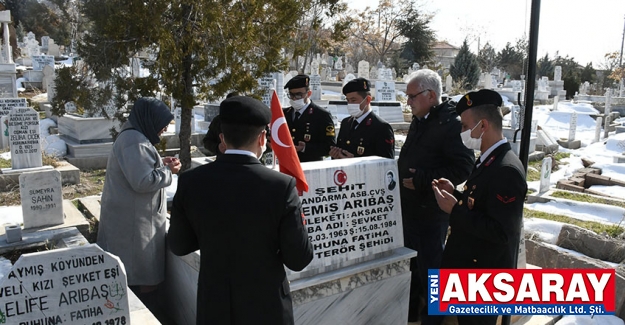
[366,118,372,126]
[385,139,394,144]
[308,107,313,114]
[485,156,495,166]
[326,125,335,136]
[496,194,516,204]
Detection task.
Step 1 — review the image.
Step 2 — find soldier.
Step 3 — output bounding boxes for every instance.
[329,77,395,159]
[432,89,528,325]
[284,74,336,162]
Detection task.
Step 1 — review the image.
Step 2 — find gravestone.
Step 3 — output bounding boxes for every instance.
[342,74,356,88]
[568,111,577,141]
[375,81,396,101]
[310,74,322,101]
[605,89,612,117]
[594,116,603,143]
[510,105,520,129]
[334,56,343,70]
[369,66,378,80]
[19,169,63,228]
[0,97,27,116]
[259,76,275,107]
[484,74,493,89]
[552,95,559,111]
[604,115,612,139]
[311,60,319,76]
[41,36,50,51]
[379,68,393,81]
[445,75,452,92]
[345,63,354,75]
[283,73,293,106]
[554,66,562,82]
[31,55,55,71]
[47,39,61,57]
[0,115,8,149]
[358,60,370,79]
[64,101,77,114]
[42,65,54,90]
[0,244,130,325]
[174,107,182,134]
[287,157,404,276]
[131,57,141,78]
[320,67,328,81]
[539,157,552,194]
[8,106,43,169]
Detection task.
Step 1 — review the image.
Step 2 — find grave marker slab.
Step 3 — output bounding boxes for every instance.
[19,169,64,228]
[0,115,7,149]
[594,116,603,143]
[310,75,322,101]
[375,81,396,102]
[358,60,370,79]
[259,76,275,107]
[539,157,552,194]
[289,157,403,275]
[8,106,42,169]
[0,97,26,116]
[31,55,55,71]
[0,244,130,325]
[568,111,577,141]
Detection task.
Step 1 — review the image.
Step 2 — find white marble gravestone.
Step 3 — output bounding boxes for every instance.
[31,55,54,71]
[539,157,552,194]
[8,106,43,169]
[311,60,319,76]
[568,111,577,141]
[174,107,182,134]
[259,76,276,107]
[64,101,77,114]
[0,97,26,116]
[310,75,322,101]
[358,60,370,79]
[445,75,452,92]
[42,65,54,90]
[375,81,396,101]
[552,95,559,111]
[554,66,562,82]
[19,169,64,228]
[334,56,343,70]
[594,116,603,143]
[287,157,404,277]
[0,244,130,325]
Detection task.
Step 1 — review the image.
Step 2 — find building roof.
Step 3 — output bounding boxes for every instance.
[432,41,459,50]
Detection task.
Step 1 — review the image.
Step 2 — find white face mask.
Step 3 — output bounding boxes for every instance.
[460,120,483,151]
[289,98,306,110]
[347,98,366,118]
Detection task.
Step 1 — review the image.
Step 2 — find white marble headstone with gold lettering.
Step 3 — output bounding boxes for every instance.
[0,244,130,325]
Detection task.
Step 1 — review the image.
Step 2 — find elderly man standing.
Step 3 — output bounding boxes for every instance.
[284,74,336,162]
[432,89,527,325]
[398,69,474,324]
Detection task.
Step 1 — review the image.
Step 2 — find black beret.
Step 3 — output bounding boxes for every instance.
[456,89,503,115]
[284,74,310,89]
[220,96,271,126]
[342,77,371,95]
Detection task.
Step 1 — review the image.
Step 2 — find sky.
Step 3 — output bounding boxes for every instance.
[347,0,625,67]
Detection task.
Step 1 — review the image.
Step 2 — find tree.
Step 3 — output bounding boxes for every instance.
[449,39,480,90]
[580,63,596,84]
[536,53,554,80]
[497,39,526,79]
[2,0,71,45]
[396,1,435,65]
[55,0,302,171]
[349,0,413,64]
[477,42,497,73]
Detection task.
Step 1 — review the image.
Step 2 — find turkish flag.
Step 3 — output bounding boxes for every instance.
[269,90,309,193]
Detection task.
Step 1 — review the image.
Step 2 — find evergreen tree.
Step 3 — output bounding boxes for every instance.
[497,40,525,79]
[53,0,301,171]
[477,42,497,73]
[554,55,582,99]
[580,63,596,84]
[397,0,435,65]
[449,39,480,90]
[537,53,554,80]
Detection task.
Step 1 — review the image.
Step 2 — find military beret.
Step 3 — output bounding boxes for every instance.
[342,77,371,95]
[456,89,503,115]
[284,74,310,89]
[220,96,271,126]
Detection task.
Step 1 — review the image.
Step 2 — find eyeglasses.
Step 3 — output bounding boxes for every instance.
[407,89,430,101]
[288,92,307,100]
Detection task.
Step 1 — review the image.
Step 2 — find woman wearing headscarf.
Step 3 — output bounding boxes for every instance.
[98,97,181,295]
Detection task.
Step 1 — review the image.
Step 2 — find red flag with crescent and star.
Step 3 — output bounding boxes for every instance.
[269,90,309,193]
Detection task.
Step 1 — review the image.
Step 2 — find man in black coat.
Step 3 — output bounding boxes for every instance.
[203,92,239,156]
[329,77,395,159]
[284,74,336,162]
[432,89,528,325]
[398,69,474,324]
[169,96,314,325]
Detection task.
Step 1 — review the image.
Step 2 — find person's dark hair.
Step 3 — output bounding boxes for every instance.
[221,123,265,148]
[471,104,503,130]
[226,92,239,98]
[356,91,371,99]
[386,171,393,177]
